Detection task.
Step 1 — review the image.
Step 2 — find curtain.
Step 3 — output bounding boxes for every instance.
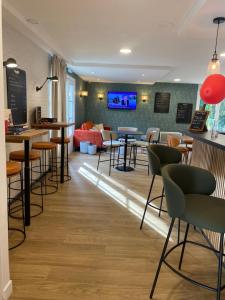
[51,55,67,122]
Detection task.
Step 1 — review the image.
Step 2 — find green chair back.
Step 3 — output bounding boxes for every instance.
[147,144,182,176]
[162,164,216,218]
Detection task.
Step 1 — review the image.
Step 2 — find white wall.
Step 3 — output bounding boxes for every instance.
[0,18,52,299]
[2,21,51,157]
[0,1,12,299]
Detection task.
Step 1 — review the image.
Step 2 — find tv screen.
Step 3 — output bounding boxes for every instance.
[107,91,137,110]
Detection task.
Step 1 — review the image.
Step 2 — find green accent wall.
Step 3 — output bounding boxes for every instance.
[68,71,87,128]
[85,82,198,132]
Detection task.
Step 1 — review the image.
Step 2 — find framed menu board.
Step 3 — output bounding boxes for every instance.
[176,103,193,124]
[154,92,170,113]
[189,110,209,132]
[6,68,27,125]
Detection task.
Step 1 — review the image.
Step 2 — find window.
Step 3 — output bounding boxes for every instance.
[199,99,225,131]
[66,76,75,136]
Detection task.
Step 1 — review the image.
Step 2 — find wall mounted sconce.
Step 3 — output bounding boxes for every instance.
[80,91,88,98]
[3,57,18,68]
[36,76,58,92]
[141,95,148,103]
[97,93,104,101]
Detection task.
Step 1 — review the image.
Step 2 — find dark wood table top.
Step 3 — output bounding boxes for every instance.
[6,129,48,143]
[32,122,75,130]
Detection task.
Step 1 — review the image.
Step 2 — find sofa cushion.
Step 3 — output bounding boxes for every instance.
[81,121,94,130]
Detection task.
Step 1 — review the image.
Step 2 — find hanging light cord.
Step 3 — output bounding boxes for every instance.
[213,22,220,59]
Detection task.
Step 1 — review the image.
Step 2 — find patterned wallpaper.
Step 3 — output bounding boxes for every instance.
[69,72,87,128]
[85,81,198,132]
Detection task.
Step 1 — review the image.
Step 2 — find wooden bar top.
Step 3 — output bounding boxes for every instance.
[32,122,75,130]
[6,129,48,143]
[182,130,225,151]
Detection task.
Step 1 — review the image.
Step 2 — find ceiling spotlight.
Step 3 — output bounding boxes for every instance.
[142,74,145,77]
[3,57,18,68]
[91,71,95,74]
[220,52,225,57]
[174,78,181,82]
[120,48,132,54]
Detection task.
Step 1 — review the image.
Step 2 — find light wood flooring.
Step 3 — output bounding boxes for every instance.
[9,152,222,300]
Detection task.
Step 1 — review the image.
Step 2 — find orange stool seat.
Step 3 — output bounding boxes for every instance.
[50,137,70,144]
[10,150,40,162]
[6,161,21,177]
[32,141,57,150]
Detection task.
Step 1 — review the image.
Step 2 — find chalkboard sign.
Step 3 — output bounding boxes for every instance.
[6,68,27,125]
[176,103,193,124]
[189,110,209,132]
[154,92,170,113]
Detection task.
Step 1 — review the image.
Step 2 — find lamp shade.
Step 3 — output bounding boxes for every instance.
[3,58,17,68]
[200,74,225,104]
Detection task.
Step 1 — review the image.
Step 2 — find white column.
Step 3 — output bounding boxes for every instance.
[0,1,12,299]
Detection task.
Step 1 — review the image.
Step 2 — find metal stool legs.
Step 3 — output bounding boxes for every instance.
[8,171,26,250]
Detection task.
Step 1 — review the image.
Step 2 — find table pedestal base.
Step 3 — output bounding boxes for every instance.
[116,166,134,172]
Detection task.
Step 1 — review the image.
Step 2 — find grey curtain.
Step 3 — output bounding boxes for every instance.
[51,55,67,121]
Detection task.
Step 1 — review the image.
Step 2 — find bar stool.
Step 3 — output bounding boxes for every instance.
[97,130,123,176]
[7,161,26,250]
[167,135,189,164]
[9,149,44,217]
[140,145,182,230]
[50,137,71,182]
[150,164,225,300]
[32,141,58,195]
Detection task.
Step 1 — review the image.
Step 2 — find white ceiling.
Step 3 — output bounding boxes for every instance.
[2,0,225,84]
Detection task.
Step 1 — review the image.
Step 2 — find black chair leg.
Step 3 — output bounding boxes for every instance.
[109,146,112,176]
[217,233,224,300]
[177,218,181,244]
[150,218,175,299]
[158,187,164,218]
[97,150,102,170]
[140,175,155,230]
[178,223,190,270]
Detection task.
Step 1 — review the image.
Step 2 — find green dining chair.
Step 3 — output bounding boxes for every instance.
[150,164,225,300]
[140,144,182,230]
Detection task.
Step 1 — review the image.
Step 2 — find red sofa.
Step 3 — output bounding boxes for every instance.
[73,121,111,149]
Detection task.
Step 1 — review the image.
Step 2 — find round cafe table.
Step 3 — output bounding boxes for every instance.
[112,130,143,172]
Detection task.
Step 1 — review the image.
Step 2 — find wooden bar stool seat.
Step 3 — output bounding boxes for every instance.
[6,161,26,250]
[50,137,70,144]
[32,141,57,150]
[10,150,40,162]
[7,161,21,177]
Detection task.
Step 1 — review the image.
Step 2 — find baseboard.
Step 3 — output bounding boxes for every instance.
[2,280,12,300]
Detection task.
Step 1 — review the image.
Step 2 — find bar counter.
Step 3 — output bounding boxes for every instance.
[183,130,225,249]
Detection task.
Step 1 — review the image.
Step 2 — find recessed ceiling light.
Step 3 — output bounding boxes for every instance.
[26,18,39,25]
[220,52,225,57]
[91,71,95,74]
[120,48,132,54]
[174,78,181,82]
[142,74,145,77]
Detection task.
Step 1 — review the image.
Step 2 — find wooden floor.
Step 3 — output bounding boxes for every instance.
[9,152,221,300]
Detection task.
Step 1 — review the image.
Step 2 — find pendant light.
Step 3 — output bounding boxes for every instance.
[208,17,225,74]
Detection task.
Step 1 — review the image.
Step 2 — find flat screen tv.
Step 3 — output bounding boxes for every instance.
[107,91,137,110]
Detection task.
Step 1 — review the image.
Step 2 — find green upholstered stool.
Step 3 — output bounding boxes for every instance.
[140,144,182,230]
[150,164,225,300]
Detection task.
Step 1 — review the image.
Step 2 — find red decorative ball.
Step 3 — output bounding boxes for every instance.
[200,74,225,104]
